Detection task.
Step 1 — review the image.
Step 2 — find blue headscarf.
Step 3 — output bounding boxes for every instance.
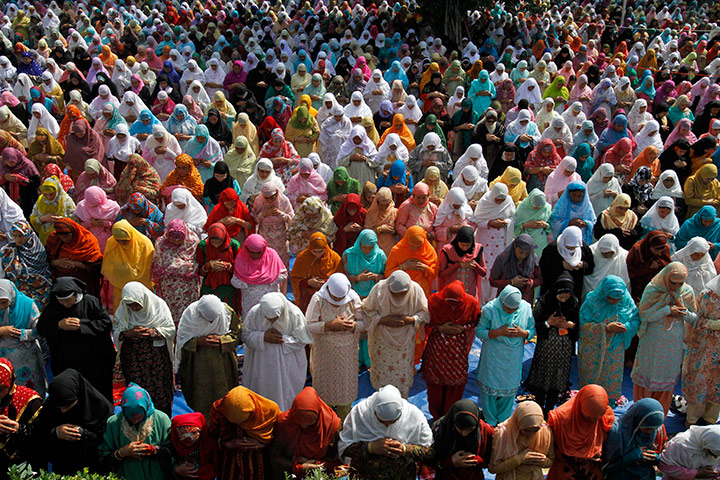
[480,38,498,59]
[129,109,162,135]
[377,159,414,189]
[478,285,534,346]
[601,398,664,471]
[675,205,720,251]
[166,104,198,136]
[343,230,387,296]
[293,49,313,72]
[549,181,596,244]
[384,61,409,89]
[579,275,639,351]
[162,60,181,85]
[570,121,599,157]
[120,383,156,422]
[596,114,631,154]
[0,280,36,330]
[184,124,212,158]
[636,71,656,98]
[18,52,43,77]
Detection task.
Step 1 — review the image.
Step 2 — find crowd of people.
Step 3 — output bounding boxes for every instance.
[1,0,720,479]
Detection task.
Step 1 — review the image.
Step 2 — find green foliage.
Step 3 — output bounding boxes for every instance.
[284,468,356,480]
[8,463,123,480]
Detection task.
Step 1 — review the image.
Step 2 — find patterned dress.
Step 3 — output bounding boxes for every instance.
[119,334,174,415]
[0,302,45,397]
[475,222,512,303]
[682,290,720,406]
[255,213,293,268]
[233,275,287,318]
[578,319,626,400]
[306,296,364,407]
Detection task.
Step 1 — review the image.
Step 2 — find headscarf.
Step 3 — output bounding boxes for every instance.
[101,220,155,291]
[215,386,280,443]
[161,154,204,200]
[174,294,231,372]
[233,234,286,286]
[548,384,615,458]
[164,188,208,233]
[432,399,492,462]
[63,120,105,173]
[1,221,50,282]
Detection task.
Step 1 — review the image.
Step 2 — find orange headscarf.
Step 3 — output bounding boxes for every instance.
[466,60,484,81]
[378,114,416,151]
[272,387,341,460]
[45,218,103,263]
[57,105,87,149]
[385,225,438,296]
[419,62,439,92]
[629,146,661,179]
[532,39,546,61]
[570,37,583,53]
[547,384,614,459]
[98,45,118,69]
[216,386,280,443]
[290,232,342,296]
[161,153,205,200]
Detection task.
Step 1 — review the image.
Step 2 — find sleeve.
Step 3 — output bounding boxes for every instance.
[78,297,113,338]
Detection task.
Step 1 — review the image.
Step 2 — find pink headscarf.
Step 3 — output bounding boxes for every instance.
[0,91,20,107]
[286,157,327,207]
[131,74,145,94]
[664,118,697,149]
[353,56,372,81]
[232,233,287,285]
[74,186,121,222]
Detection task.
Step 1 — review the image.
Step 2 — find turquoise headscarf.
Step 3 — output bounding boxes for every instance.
[579,275,639,351]
[343,230,387,296]
[0,280,35,330]
[120,383,155,422]
[572,143,595,182]
[480,285,533,346]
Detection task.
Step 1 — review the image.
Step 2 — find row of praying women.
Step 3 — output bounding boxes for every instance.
[1,0,720,479]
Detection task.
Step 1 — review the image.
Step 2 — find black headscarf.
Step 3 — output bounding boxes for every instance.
[44,369,114,431]
[204,108,233,146]
[432,399,491,459]
[203,161,235,205]
[450,225,478,258]
[692,100,720,136]
[51,277,86,299]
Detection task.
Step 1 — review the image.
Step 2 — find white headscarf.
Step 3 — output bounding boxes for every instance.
[179,60,206,95]
[338,384,433,456]
[556,225,584,266]
[659,425,720,471]
[363,69,391,113]
[188,80,211,110]
[396,95,422,134]
[651,170,683,199]
[118,91,148,119]
[514,77,542,108]
[164,188,208,233]
[434,187,473,225]
[111,59,132,92]
[560,101,586,132]
[627,99,653,135]
[640,196,679,237]
[28,103,60,142]
[174,295,232,372]
[344,90,373,119]
[375,133,409,165]
[105,123,141,161]
[447,86,465,117]
[472,182,515,237]
[672,237,717,295]
[633,120,664,156]
[244,292,313,344]
[583,234,629,294]
[452,165,488,201]
[454,144,489,180]
[0,188,24,238]
[240,158,285,203]
[587,163,621,214]
[113,282,176,356]
[316,273,361,306]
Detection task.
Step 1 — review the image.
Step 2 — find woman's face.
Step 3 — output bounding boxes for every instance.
[514,245,530,261]
[690,251,706,261]
[209,115,219,125]
[569,190,584,203]
[493,196,505,205]
[209,236,223,248]
[346,205,359,217]
[613,122,625,132]
[657,206,671,218]
[311,248,326,259]
[258,168,271,180]
[44,190,57,202]
[196,135,207,144]
[563,169,574,177]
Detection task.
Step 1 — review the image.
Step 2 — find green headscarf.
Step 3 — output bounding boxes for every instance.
[327,167,361,213]
[413,114,447,147]
[542,76,570,101]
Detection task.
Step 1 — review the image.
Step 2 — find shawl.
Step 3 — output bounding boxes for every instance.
[587,163,622,214]
[224,135,257,185]
[524,139,562,183]
[1,221,50,280]
[660,425,720,471]
[45,218,103,263]
[245,292,313,344]
[514,189,552,235]
[151,219,199,280]
[544,157,581,205]
[259,128,300,162]
[490,401,553,480]
[286,158,327,205]
[273,387,341,460]
[633,122,663,162]
[112,282,174,356]
[548,384,614,459]
[169,413,216,473]
[584,234,630,293]
[434,187,473,226]
[105,124,141,162]
[0,280,36,330]
[572,143,595,182]
[63,120,105,173]
[385,225,439,291]
[543,76,570,101]
[378,114,416,151]
[33,176,76,217]
[101,220,155,289]
[290,232,342,294]
[233,234,285,285]
[1,147,39,179]
[549,181,597,244]
[164,188,208,233]
[338,384,432,456]
[492,233,539,279]
[57,105,85,149]
[641,196,679,236]
[184,125,223,163]
[600,193,638,230]
[240,158,286,203]
[174,294,231,371]
[42,164,73,193]
[115,154,162,204]
[672,237,717,294]
[161,154,204,199]
[167,104,199,137]
[0,187,23,239]
[215,386,280,443]
[651,170,683,199]
[580,275,639,351]
[637,262,697,327]
[231,113,259,155]
[664,118,697,149]
[74,185,120,226]
[343,229,387,295]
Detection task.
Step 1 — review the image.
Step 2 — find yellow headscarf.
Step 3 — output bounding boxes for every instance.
[361,116,380,145]
[101,220,155,296]
[488,167,528,205]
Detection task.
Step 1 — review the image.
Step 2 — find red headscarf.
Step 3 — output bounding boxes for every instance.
[427,280,481,352]
[42,163,74,192]
[204,188,254,238]
[333,193,366,253]
[200,223,235,289]
[45,218,103,263]
[602,137,634,168]
[272,387,341,460]
[548,384,615,459]
[170,412,217,479]
[258,116,281,144]
[0,358,41,419]
[232,233,286,285]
